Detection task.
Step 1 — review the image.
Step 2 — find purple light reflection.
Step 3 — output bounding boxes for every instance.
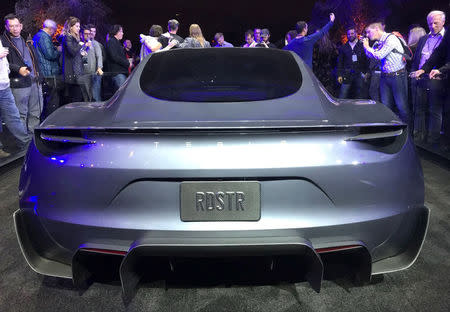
[28,196,38,215]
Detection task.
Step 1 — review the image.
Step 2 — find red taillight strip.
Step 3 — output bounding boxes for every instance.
[315,245,362,254]
[82,248,127,256]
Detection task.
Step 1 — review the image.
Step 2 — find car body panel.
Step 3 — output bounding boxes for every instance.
[15,48,428,295]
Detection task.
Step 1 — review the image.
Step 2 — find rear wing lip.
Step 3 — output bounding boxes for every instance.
[36,123,407,148]
[36,122,405,132]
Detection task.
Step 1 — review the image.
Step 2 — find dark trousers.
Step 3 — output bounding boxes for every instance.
[441,82,450,147]
[411,78,446,143]
[65,77,91,105]
[41,77,63,119]
[339,73,364,99]
[369,72,381,102]
[65,83,84,104]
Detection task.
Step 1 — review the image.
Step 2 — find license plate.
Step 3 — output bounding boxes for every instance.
[180,181,261,221]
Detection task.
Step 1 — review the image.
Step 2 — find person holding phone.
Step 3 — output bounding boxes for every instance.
[1,13,43,135]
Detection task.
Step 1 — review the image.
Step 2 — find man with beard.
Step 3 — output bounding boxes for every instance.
[337,27,368,99]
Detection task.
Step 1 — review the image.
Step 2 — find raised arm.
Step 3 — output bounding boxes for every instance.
[307,13,335,44]
[140,35,162,52]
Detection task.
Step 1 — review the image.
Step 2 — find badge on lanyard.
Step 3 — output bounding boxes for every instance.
[352,54,358,62]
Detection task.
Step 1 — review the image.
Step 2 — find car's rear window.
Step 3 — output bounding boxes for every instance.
[140,48,302,102]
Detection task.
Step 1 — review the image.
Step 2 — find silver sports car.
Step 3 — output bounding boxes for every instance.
[14,48,428,298]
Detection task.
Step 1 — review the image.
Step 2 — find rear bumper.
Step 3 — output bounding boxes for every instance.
[14,204,429,293]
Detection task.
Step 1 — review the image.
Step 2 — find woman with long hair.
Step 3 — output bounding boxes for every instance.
[180,24,211,48]
[312,32,339,96]
[62,16,90,103]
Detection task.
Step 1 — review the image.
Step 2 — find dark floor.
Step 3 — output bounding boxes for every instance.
[0,157,449,312]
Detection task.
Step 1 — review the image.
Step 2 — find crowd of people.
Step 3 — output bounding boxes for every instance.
[0,10,449,158]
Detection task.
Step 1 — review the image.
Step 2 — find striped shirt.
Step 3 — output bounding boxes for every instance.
[365,32,405,73]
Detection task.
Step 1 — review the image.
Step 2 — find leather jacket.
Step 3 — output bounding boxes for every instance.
[0,30,42,88]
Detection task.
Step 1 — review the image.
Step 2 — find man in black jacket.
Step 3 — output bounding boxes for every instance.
[1,14,43,134]
[160,19,184,49]
[337,27,368,99]
[106,25,129,92]
[409,10,447,144]
[420,28,449,79]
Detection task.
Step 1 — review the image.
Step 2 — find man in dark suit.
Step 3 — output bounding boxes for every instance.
[337,27,368,99]
[410,10,446,144]
[421,23,450,150]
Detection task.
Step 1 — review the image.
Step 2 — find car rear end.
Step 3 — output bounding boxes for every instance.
[14,48,428,297]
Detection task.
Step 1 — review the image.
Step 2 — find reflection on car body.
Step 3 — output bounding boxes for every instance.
[14,48,428,299]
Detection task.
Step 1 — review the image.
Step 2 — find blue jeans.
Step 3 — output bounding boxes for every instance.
[380,71,410,129]
[111,74,127,93]
[0,87,30,148]
[91,74,102,102]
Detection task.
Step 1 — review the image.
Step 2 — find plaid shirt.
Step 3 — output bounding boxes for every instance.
[365,32,405,73]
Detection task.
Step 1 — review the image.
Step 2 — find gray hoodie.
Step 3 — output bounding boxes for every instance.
[0,40,10,90]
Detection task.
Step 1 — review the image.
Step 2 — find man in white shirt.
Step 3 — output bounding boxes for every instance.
[0,40,29,156]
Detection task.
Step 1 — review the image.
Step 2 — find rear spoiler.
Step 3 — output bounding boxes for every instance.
[34,123,407,157]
